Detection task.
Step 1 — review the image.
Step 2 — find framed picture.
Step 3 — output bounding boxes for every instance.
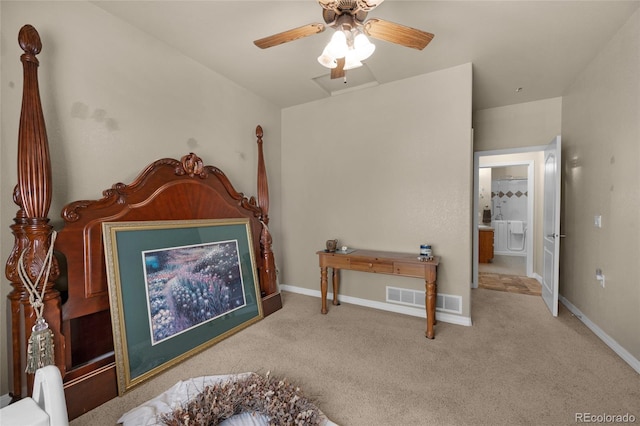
[102,218,263,394]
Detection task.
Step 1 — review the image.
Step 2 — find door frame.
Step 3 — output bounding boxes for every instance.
[472,145,546,289]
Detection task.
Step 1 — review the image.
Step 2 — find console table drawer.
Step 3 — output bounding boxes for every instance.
[319,255,351,269]
[394,262,426,278]
[349,259,394,273]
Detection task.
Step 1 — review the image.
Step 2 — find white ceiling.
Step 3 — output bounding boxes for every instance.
[92,0,639,110]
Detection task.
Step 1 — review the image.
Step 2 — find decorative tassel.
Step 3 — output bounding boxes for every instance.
[19,231,58,373]
[25,317,55,374]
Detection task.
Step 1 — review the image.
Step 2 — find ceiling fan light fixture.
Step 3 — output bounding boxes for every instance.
[343,50,363,70]
[325,30,348,59]
[353,33,375,61]
[318,50,338,69]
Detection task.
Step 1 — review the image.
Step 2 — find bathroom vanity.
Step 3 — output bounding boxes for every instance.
[479,226,494,263]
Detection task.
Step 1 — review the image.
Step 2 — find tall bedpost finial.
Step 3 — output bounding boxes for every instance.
[255,125,277,296]
[17,24,51,219]
[6,25,64,401]
[256,125,269,218]
[19,25,42,62]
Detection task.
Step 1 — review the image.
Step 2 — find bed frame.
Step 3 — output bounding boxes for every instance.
[5,25,282,420]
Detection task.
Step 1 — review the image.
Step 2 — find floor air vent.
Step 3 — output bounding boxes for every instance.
[386,286,462,314]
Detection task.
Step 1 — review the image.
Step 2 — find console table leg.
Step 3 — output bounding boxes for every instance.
[332,268,340,306]
[321,267,328,314]
[425,280,436,339]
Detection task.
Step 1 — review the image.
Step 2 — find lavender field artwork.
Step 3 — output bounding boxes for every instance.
[143,240,246,345]
[103,218,262,394]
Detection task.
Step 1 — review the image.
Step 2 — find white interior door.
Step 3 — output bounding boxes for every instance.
[542,136,561,316]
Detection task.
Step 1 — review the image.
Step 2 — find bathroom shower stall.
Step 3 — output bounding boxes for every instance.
[491,174,528,256]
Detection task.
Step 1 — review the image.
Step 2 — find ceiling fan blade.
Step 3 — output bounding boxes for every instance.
[331,57,346,79]
[364,18,434,50]
[254,23,325,49]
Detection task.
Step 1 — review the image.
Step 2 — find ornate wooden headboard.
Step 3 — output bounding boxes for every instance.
[5,25,282,419]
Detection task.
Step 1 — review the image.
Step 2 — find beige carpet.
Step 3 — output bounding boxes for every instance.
[71,290,639,425]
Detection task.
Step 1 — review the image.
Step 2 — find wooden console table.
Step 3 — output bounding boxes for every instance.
[317,249,440,339]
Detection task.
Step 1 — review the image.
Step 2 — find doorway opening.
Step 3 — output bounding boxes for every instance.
[472,145,546,291]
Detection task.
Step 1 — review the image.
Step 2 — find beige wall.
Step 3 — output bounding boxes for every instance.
[0,1,282,396]
[478,168,492,219]
[281,64,474,319]
[491,165,528,180]
[561,10,640,361]
[473,97,562,152]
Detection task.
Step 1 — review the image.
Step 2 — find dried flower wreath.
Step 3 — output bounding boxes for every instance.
[160,372,323,426]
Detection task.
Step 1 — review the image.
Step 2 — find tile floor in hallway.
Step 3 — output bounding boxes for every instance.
[479,254,526,275]
[478,255,541,296]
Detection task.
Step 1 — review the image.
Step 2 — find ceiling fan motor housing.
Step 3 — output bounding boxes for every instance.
[321,0,375,27]
[318,0,385,13]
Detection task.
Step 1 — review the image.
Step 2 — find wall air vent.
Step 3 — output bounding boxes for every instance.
[386,286,462,314]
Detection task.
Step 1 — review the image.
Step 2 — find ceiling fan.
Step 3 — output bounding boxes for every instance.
[254,0,434,79]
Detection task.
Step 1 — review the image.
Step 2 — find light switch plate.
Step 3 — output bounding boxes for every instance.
[594,215,602,228]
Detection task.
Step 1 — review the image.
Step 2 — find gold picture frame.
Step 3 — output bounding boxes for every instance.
[102,218,263,394]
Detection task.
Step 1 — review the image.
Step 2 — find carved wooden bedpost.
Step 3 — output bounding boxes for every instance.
[255,126,279,311]
[5,25,65,400]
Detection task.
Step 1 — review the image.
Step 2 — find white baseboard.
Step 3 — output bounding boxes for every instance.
[1,393,12,408]
[279,284,472,327]
[559,295,640,375]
